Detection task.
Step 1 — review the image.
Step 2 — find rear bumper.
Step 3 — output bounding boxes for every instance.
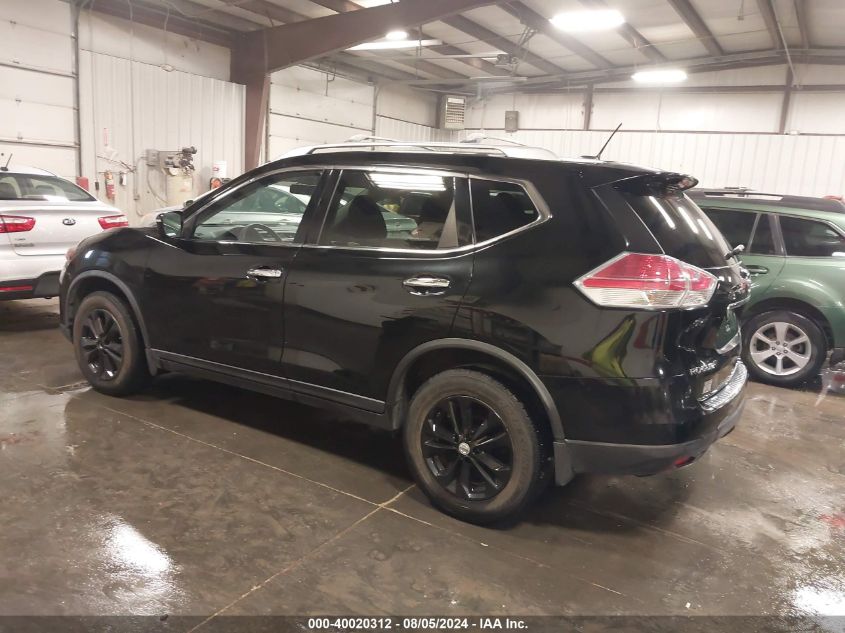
[552,361,747,484]
[0,272,60,300]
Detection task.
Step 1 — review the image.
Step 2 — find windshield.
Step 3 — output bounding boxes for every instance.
[0,173,95,202]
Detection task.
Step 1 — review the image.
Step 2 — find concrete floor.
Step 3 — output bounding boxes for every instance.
[1,299,844,629]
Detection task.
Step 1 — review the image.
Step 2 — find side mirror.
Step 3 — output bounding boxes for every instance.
[157,211,182,238]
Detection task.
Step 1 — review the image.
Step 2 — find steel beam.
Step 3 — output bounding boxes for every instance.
[779,67,794,134]
[498,2,612,70]
[579,0,667,63]
[439,13,567,75]
[232,0,495,169]
[582,84,593,130]
[306,0,509,77]
[794,0,810,49]
[666,0,724,57]
[757,0,787,50]
[87,0,233,47]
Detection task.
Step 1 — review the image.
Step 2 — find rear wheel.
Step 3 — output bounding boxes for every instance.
[73,291,148,396]
[403,369,546,524]
[743,310,826,387]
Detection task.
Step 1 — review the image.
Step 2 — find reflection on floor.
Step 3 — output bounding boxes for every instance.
[1,299,843,628]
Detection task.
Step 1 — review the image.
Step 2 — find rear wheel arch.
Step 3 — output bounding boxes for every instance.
[387,339,563,444]
[744,297,833,351]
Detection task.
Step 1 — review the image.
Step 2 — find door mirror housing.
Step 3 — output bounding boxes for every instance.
[157,211,183,238]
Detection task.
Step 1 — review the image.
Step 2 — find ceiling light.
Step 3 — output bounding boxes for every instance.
[631,69,688,83]
[550,9,625,32]
[385,29,408,41]
[348,38,441,51]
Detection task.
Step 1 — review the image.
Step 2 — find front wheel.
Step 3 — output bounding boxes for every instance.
[403,369,546,524]
[743,310,826,387]
[72,291,149,396]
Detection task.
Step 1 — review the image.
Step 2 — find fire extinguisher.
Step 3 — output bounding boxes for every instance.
[104,170,116,201]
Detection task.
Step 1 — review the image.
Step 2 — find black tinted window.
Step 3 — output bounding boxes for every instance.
[319,170,470,250]
[781,216,845,257]
[621,192,731,268]
[702,208,755,249]
[471,180,539,242]
[749,214,777,255]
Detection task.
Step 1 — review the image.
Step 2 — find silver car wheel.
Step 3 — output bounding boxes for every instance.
[749,321,812,376]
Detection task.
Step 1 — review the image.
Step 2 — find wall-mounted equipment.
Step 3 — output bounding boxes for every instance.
[438,95,467,130]
[505,110,519,133]
[145,146,198,206]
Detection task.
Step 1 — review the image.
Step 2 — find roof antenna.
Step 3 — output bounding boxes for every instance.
[583,123,622,160]
[0,153,12,172]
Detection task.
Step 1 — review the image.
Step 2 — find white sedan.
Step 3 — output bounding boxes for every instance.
[0,165,126,300]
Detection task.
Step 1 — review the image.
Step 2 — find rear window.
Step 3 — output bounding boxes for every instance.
[0,174,94,202]
[621,191,732,268]
[781,216,845,257]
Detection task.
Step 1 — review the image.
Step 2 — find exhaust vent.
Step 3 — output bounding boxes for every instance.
[438,95,467,130]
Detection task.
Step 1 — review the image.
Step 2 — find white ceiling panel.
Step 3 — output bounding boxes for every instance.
[809,0,845,47]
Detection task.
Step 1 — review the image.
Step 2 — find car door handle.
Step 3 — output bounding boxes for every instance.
[745,265,769,276]
[403,275,451,295]
[246,267,283,279]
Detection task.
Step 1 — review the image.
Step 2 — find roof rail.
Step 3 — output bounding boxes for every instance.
[279,140,558,160]
[690,188,845,213]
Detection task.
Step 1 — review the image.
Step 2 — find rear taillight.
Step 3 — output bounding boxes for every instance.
[574,252,718,310]
[0,215,36,233]
[98,215,129,230]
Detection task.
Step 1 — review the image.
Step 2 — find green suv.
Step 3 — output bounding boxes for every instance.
[690,189,845,387]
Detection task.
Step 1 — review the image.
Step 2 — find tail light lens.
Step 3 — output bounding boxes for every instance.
[98,215,129,230]
[574,252,718,310]
[0,215,36,233]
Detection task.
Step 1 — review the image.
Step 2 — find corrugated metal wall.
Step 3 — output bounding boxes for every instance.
[78,51,245,220]
[0,0,77,175]
[439,128,845,197]
[268,67,375,160]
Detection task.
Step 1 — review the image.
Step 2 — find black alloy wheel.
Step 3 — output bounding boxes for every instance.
[421,395,513,501]
[79,309,124,381]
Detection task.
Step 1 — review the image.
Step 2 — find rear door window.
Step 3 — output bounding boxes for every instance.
[749,213,777,255]
[780,216,845,257]
[471,179,540,243]
[620,191,732,268]
[701,208,755,249]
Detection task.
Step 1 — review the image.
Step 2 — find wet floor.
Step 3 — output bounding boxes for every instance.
[1,299,844,629]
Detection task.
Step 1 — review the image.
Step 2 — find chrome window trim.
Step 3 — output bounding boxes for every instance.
[304,169,551,256]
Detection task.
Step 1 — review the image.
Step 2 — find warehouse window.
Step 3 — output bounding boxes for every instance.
[471,179,540,243]
[781,216,845,257]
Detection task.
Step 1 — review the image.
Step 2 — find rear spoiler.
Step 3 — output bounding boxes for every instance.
[614,173,699,196]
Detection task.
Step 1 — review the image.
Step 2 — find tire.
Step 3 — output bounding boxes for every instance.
[72,291,149,396]
[742,310,826,388]
[403,369,546,524]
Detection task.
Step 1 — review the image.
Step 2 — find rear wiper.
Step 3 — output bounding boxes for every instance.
[724,244,745,261]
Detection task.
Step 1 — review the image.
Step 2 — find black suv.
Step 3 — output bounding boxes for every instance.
[60,142,749,523]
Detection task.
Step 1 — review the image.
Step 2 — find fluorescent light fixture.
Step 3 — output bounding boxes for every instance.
[385,29,408,41]
[550,9,625,32]
[631,69,688,83]
[348,38,441,51]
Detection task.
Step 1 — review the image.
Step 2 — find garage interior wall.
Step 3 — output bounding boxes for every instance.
[0,0,77,176]
[443,64,845,197]
[78,11,245,221]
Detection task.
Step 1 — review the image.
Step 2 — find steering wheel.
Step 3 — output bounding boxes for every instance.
[242,223,281,243]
